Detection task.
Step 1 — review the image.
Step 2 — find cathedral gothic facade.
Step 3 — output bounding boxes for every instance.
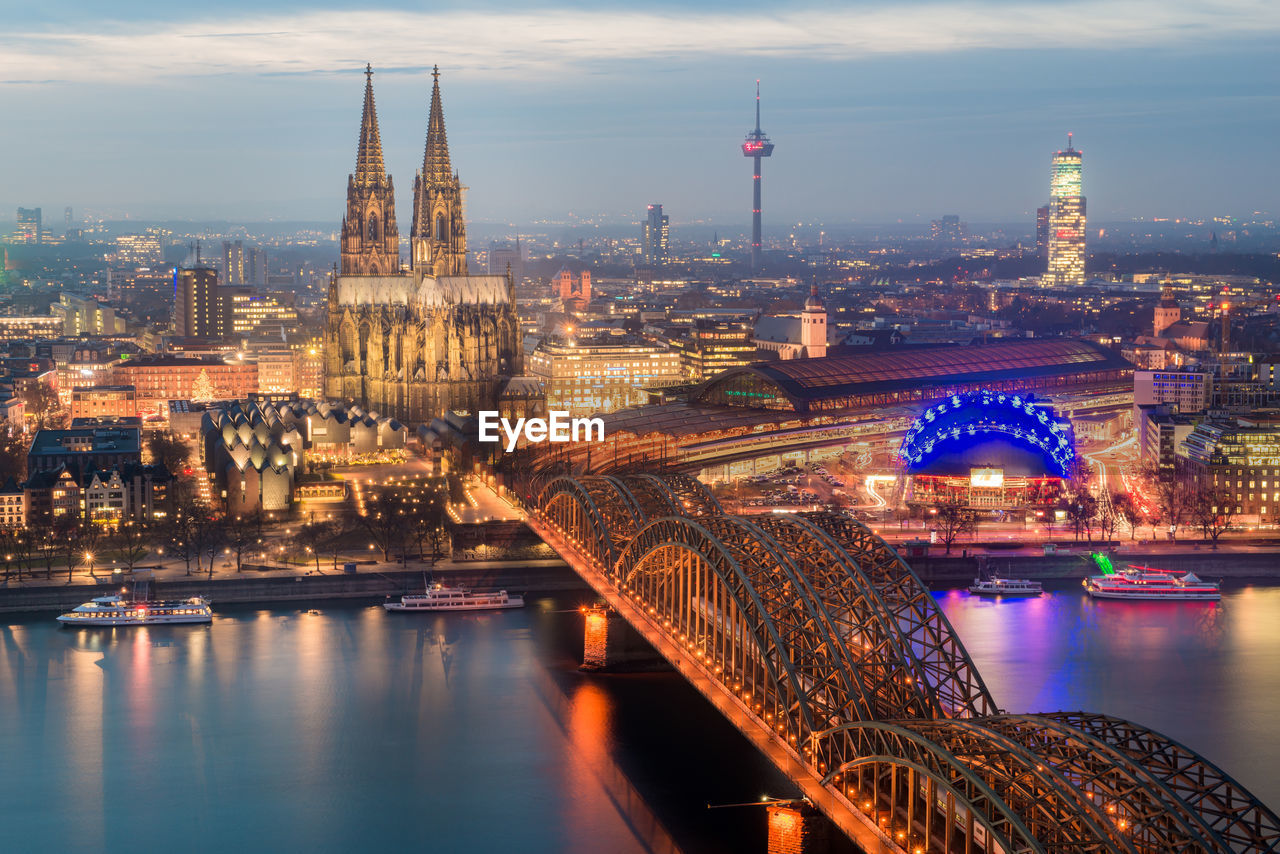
[323,66,521,424]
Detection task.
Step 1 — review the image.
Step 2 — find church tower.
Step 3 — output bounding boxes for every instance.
[1154,284,1181,336]
[340,66,400,275]
[411,67,468,277]
[800,283,827,359]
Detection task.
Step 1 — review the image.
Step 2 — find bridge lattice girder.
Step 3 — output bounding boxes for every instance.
[530,473,1280,854]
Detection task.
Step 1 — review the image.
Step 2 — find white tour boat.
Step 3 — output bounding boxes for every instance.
[57,594,213,626]
[384,583,524,612]
[1084,565,1221,601]
[968,577,1043,596]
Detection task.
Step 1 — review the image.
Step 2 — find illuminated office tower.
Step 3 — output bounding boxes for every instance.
[1044,134,1086,287]
[642,204,669,264]
[16,207,41,244]
[173,263,224,338]
[1035,205,1050,255]
[741,81,774,273]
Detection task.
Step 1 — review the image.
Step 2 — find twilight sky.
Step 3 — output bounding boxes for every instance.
[3,0,1279,226]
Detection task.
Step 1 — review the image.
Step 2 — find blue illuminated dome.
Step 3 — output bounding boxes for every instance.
[898,390,1076,478]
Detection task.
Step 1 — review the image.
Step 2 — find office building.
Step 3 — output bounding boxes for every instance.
[1035,205,1050,255]
[642,204,670,265]
[223,240,245,285]
[488,239,525,282]
[1182,413,1280,524]
[1044,135,1086,287]
[674,320,757,382]
[930,215,965,241]
[70,386,138,421]
[528,335,683,417]
[15,207,41,244]
[174,263,227,339]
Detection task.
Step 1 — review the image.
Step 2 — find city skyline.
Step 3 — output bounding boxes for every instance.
[3,1,1279,224]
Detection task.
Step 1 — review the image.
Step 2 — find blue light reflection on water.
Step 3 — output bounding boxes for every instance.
[936,583,1280,809]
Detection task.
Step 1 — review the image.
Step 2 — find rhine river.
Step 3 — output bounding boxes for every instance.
[2,583,1278,854]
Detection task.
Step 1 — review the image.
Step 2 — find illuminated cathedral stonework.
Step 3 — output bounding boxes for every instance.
[324,66,521,424]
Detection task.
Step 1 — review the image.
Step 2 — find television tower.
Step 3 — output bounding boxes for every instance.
[741,80,774,273]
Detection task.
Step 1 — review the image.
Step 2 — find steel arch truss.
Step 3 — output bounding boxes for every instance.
[529,474,1280,854]
[1035,712,1280,853]
[802,511,998,719]
[614,515,870,746]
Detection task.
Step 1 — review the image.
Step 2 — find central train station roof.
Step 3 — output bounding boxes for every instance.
[692,339,1132,415]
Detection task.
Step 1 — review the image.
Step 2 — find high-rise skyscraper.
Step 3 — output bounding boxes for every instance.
[223,240,245,285]
[1045,134,1086,287]
[173,261,224,339]
[16,207,41,244]
[1035,205,1050,255]
[642,204,669,265]
[741,80,774,273]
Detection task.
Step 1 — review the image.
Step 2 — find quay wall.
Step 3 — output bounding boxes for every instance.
[913,549,1279,584]
[0,561,587,614]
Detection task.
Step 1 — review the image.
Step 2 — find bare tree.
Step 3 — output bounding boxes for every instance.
[1110,492,1143,541]
[293,519,333,573]
[24,383,62,428]
[147,431,192,474]
[225,513,259,573]
[1188,485,1237,546]
[360,487,410,561]
[56,516,83,583]
[929,503,975,555]
[1140,459,1188,541]
[1096,492,1120,543]
[112,521,152,573]
[1063,491,1098,542]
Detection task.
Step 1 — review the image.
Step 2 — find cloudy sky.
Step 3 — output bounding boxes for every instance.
[3,0,1279,225]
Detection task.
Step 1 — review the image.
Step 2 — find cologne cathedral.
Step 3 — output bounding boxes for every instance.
[323,66,521,424]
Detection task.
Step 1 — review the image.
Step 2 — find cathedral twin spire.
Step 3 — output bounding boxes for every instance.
[340,64,467,277]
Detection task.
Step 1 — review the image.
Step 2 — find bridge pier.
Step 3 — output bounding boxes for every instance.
[580,605,666,672]
[767,802,831,854]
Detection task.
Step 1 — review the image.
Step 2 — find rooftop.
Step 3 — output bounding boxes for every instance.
[694,339,1133,415]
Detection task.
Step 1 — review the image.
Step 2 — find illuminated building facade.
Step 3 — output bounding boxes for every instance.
[527,336,682,417]
[674,320,756,381]
[1153,285,1182,336]
[174,264,224,338]
[642,205,669,265]
[1035,205,1050,255]
[70,385,138,421]
[111,234,163,267]
[110,355,257,415]
[0,316,63,341]
[227,290,299,335]
[532,339,1130,480]
[1045,135,1086,287]
[555,269,592,313]
[15,207,41,244]
[324,66,521,424]
[1182,413,1280,523]
[899,390,1075,510]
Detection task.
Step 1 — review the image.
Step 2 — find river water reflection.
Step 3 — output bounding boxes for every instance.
[0,583,1276,853]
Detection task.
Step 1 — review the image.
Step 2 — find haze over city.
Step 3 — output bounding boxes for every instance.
[4,0,1280,222]
[8,4,1280,854]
